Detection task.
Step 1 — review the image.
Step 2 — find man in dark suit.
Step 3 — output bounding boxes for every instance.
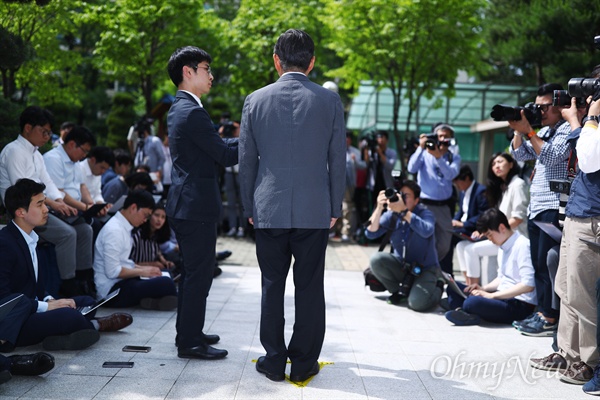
[166,46,238,360]
[439,165,489,275]
[239,29,346,383]
[0,179,132,351]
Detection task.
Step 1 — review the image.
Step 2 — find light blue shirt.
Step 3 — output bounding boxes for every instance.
[407,147,461,201]
[43,145,83,201]
[497,231,537,305]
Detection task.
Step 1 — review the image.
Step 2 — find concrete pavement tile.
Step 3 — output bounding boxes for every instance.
[18,374,111,399]
[93,377,175,399]
[114,357,188,380]
[166,380,239,399]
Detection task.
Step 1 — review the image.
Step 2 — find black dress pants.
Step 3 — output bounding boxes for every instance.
[255,228,328,376]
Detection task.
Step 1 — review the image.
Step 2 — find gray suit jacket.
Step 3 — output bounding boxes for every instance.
[239,73,346,229]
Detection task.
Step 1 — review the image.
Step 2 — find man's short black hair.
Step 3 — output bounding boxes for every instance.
[88,146,115,167]
[114,149,132,166]
[401,180,421,199]
[167,46,212,87]
[273,29,314,72]
[60,121,75,132]
[375,130,389,139]
[123,189,155,210]
[125,172,154,191]
[19,106,54,133]
[64,125,96,147]
[538,83,563,97]
[4,179,46,218]
[476,208,510,234]
[454,165,474,182]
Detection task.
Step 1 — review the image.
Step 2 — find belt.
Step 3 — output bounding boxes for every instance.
[421,198,452,207]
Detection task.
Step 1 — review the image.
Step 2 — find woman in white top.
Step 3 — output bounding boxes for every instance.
[456,152,529,285]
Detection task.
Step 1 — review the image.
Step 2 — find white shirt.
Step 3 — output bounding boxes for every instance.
[576,122,600,173]
[0,135,64,202]
[78,160,104,203]
[43,145,83,201]
[499,175,529,237]
[460,181,475,223]
[12,221,49,312]
[94,211,136,299]
[496,231,537,305]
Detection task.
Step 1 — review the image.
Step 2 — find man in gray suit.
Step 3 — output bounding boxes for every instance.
[166,46,238,360]
[239,29,346,383]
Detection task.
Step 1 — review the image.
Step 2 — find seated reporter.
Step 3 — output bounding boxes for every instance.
[94,190,177,310]
[445,208,537,326]
[0,179,132,351]
[365,180,443,311]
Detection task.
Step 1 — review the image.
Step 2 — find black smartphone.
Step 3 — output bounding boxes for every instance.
[102,361,134,368]
[122,345,151,353]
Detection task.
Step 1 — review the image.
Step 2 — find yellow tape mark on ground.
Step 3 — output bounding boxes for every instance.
[251,360,334,387]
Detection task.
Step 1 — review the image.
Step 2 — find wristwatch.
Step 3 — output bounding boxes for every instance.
[583,115,599,124]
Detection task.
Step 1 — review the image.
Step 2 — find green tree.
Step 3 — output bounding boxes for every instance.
[105,92,136,150]
[90,0,222,115]
[479,0,600,86]
[322,0,487,166]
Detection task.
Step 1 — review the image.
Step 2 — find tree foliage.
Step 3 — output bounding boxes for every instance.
[322,0,486,164]
[479,0,600,85]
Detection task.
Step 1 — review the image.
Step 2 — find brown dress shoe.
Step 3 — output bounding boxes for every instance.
[560,361,594,384]
[96,313,133,332]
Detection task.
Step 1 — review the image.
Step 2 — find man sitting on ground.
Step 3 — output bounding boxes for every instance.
[94,190,177,310]
[0,179,132,351]
[445,208,537,326]
[365,180,443,311]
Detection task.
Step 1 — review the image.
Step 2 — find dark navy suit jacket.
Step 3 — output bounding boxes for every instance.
[453,181,489,235]
[0,222,47,315]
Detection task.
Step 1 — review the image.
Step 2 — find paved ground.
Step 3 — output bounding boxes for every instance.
[0,236,593,399]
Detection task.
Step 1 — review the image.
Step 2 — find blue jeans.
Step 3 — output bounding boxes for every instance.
[447,282,535,324]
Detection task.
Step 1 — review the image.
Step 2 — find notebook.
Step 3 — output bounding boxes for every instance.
[77,289,120,316]
[441,271,467,299]
[0,294,24,321]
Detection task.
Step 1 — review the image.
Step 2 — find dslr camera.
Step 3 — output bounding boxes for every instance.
[423,133,456,150]
[553,90,587,108]
[567,35,600,99]
[490,102,542,128]
[549,179,571,195]
[398,262,422,297]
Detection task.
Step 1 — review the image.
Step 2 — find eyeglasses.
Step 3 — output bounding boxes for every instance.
[76,144,90,156]
[536,103,553,112]
[37,126,52,137]
[193,64,212,76]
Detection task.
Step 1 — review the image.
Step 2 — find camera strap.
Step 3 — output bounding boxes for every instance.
[540,120,566,142]
[378,213,400,252]
[567,150,578,180]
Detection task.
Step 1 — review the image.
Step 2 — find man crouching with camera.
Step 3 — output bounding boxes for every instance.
[365,180,443,311]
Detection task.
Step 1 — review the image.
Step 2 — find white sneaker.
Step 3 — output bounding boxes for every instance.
[236,228,244,238]
[226,228,236,237]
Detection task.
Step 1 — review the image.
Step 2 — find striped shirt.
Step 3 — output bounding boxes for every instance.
[511,121,571,218]
[129,229,161,264]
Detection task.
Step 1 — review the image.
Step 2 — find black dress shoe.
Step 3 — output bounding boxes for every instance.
[9,352,55,376]
[216,250,232,261]
[203,333,220,345]
[256,356,285,381]
[0,370,11,384]
[178,345,227,360]
[290,361,320,383]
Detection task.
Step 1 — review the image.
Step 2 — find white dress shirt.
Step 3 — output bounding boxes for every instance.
[460,180,475,223]
[93,211,136,299]
[576,122,600,173]
[496,231,537,305]
[0,135,64,202]
[44,145,83,201]
[78,160,104,203]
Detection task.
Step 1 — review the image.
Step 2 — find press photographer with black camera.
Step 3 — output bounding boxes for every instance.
[365,180,443,312]
[361,131,398,208]
[407,124,461,267]
[505,83,571,337]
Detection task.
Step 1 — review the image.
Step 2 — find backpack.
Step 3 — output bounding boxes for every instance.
[363,267,386,292]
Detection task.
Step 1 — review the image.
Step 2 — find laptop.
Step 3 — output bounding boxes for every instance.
[440,271,467,299]
[452,231,486,243]
[77,289,120,316]
[107,195,127,215]
[0,294,24,321]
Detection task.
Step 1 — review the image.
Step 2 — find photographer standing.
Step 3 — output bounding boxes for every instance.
[509,83,571,337]
[407,124,461,265]
[365,180,442,311]
[363,131,398,207]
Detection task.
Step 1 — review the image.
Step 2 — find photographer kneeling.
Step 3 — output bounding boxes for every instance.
[365,180,442,311]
